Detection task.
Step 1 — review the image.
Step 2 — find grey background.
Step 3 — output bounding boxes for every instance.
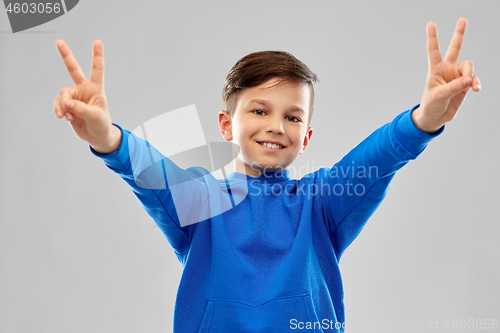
[1,0,499,332]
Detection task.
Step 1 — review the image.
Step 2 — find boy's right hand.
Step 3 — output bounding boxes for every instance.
[54,40,121,154]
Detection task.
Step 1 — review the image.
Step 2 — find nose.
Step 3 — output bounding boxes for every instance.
[265,114,284,134]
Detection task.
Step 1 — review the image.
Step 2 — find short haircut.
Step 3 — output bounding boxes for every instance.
[222,51,319,127]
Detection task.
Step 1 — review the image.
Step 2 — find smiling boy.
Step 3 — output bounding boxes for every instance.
[54,18,479,333]
[219,51,315,177]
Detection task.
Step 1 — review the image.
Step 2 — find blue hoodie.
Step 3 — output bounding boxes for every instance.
[90,105,441,332]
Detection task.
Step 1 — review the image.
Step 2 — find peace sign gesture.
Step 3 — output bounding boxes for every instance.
[414,18,481,134]
[54,40,121,153]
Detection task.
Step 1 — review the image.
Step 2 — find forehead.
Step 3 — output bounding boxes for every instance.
[235,78,310,114]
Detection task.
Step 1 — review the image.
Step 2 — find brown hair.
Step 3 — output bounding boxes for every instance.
[222,51,319,127]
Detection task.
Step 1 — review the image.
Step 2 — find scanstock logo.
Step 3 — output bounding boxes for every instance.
[3,0,79,33]
[129,105,247,227]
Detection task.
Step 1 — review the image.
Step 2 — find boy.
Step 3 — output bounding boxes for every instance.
[54,18,480,332]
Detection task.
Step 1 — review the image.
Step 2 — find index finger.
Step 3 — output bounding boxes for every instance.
[56,40,87,85]
[427,21,442,69]
[444,18,467,64]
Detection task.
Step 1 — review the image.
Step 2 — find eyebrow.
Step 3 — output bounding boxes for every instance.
[247,99,306,116]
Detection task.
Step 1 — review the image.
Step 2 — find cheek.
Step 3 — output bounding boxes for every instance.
[289,132,304,146]
[292,145,303,156]
[236,124,258,141]
[232,129,251,148]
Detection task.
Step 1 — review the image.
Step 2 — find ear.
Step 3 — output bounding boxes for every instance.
[299,126,313,155]
[218,110,233,141]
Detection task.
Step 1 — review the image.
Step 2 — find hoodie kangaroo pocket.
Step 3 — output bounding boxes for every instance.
[198,293,323,333]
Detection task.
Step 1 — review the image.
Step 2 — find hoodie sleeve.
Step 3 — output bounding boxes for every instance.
[320,105,443,259]
[89,123,210,256]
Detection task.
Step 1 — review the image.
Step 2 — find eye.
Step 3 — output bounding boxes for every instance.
[252,109,266,116]
[286,116,300,123]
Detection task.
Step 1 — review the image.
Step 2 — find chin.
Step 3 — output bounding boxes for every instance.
[255,163,287,174]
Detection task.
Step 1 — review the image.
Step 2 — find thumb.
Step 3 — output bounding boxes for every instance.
[65,99,97,119]
[437,76,472,99]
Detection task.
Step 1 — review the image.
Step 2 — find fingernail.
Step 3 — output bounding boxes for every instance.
[463,77,472,86]
[66,101,74,110]
[65,112,71,120]
[56,111,62,117]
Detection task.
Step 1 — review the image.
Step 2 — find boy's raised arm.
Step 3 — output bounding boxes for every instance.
[53,40,211,255]
[322,18,481,258]
[53,40,121,154]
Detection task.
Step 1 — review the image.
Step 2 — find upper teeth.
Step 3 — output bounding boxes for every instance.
[259,142,283,149]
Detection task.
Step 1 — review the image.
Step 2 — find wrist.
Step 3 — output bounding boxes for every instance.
[411,106,443,135]
[90,125,122,154]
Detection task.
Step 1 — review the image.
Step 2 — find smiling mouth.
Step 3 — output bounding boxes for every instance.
[257,141,286,150]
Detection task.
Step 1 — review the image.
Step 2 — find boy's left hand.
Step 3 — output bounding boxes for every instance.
[413,18,481,134]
